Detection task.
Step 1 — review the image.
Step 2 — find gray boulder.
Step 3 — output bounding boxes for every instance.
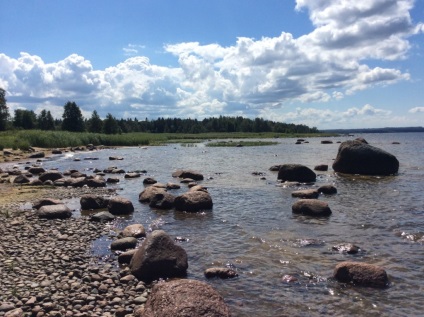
[277,164,316,182]
[174,191,213,212]
[332,140,399,175]
[142,279,230,317]
[130,230,188,283]
[292,199,332,216]
[333,261,389,288]
[36,204,72,219]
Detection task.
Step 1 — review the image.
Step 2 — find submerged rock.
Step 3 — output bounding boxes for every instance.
[204,267,238,279]
[292,199,332,217]
[172,169,204,181]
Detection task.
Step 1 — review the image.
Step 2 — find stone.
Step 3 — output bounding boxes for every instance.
[130,230,188,283]
[39,170,63,182]
[106,177,120,183]
[291,189,319,199]
[139,186,167,203]
[277,164,316,182]
[292,199,332,217]
[204,267,238,279]
[118,249,137,264]
[189,185,208,192]
[29,152,45,159]
[111,237,137,251]
[318,185,337,195]
[332,139,399,175]
[108,196,134,215]
[321,140,333,144]
[172,169,204,181]
[13,174,31,184]
[166,182,181,190]
[174,191,213,212]
[80,195,109,210]
[28,166,46,174]
[142,279,230,317]
[314,164,328,171]
[36,204,72,219]
[149,192,175,209]
[332,243,361,254]
[333,261,389,288]
[90,211,115,222]
[33,198,63,209]
[120,224,146,238]
[125,172,141,179]
[143,177,157,184]
[269,165,282,171]
[4,308,24,317]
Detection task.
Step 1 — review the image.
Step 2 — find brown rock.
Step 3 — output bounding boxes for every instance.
[333,261,389,288]
[36,204,72,219]
[108,196,134,215]
[292,199,332,216]
[204,267,238,279]
[120,224,146,238]
[174,191,213,212]
[291,189,319,199]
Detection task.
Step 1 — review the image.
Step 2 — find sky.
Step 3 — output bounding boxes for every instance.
[0,0,423,130]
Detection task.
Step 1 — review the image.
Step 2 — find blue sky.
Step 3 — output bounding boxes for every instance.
[1,0,423,129]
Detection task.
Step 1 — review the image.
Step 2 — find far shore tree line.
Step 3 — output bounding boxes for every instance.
[0,88,318,134]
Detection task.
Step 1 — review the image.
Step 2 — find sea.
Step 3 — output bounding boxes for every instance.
[5,132,424,316]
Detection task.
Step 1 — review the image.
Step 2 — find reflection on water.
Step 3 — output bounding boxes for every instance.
[7,133,424,316]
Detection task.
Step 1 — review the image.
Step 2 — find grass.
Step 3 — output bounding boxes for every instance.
[0,130,335,149]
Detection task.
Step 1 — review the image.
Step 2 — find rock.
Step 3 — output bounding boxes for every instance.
[71,171,87,178]
[108,196,134,215]
[333,261,389,288]
[166,182,181,189]
[86,177,106,188]
[120,224,146,238]
[109,156,123,160]
[332,140,399,175]
[180,178,194,184]
[125,172,141,178]
[90,211,115,222]
[277,164,316,182]
[139,186,166,203]
[29,179,43,186]
[204,267,238,279]
[36,204,72,219]
[13,174,31,184]
[80,195,109,210]
[282,275,299,283]
[28,152,45,159]
[174,191,213,212]
[51,149,62,154]
[269,165,282,171]
[130,230,188,283]
[28,166,46,174]
[318,185,337,195]
[118,249,137,264]
[291,189,319,199]
[33,198,63,209]
[314,164,328,171]
[189,185,208,192]
[0,303,15,312]
[111,168,125,174]
[143,177,157,184]
[355,137,368,144]
[106,177,120,183]
[39,170,63,182]
[4,308,24,317]
[321,140,333,144]
[142,279,230,317]
[111,237,138,251]
[149,192,175,209]
[332,243,361,254]
[172,169,204,181]
[66,176,86,187]
[292,199,332,216]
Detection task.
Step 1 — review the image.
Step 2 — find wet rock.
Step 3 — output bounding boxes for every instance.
[204,267,238,279]
[125,172,141,179]
[143,177,157,185]
[139,186,166,203]
[277,164,316,183]
[36,204,72,219]
[108,196,134,215]
[282,275,299,283]
[120,224,146,238]
[109,156,123,160]
[166,182,181,190]
[111,237,138,251]
[39,170,63,182]
[314,164,328,171]
[142,279,230,317]
[318,185,338,195]
[130,230,188,283]
[111,168,125,174]
[291,189,319,199]
[332,139,399,175]
[172,169,204,181]
[355,137,368,144]
[90,211,115,222]
[28,152,45,159]
[28,166,46,174]
[332,243,361,254]
[180,178,194,184]
[13,174,31,184]
[71,171,87,178]
[80,194,109,210]
[333,261,389,288]
[33,198,63,209]
[118,249,137,264]
[321,140,333,144]
[149,192,175,209]
[174,191,213,212]
[189,185,208,192]
[292,199,332,217]
[106,177,120,183]
[86,177,106,188]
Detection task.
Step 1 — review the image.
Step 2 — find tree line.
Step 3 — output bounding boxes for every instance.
[0,89,318,134]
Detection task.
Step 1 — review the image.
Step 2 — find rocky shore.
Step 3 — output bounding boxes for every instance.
[0,186,150,317]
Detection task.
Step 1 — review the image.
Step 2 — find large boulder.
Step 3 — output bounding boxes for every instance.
[36,204,72,219]
[149,192,176,209]
[277,164,316,182]
[172,169,204,181]
[332,140,399,175]
[130,230,188,283]
[174,191,213,212]
[139,186,167,203]
[333,261,389,288]
[80,195,109,210]
[39,170,63,182]
[141,279,231,317]
[108,196,134,215]
[292,199,332,216]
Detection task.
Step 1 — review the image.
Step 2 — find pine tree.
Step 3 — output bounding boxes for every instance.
[0,88,10,131]
[62,101,85,132]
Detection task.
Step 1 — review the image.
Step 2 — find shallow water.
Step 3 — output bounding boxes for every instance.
[7,133,424,316]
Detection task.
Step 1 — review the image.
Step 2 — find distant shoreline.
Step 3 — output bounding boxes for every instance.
[321,126,424,134]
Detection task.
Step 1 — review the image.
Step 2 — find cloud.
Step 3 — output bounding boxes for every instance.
[408,107,424,113]
[0,0,422,125]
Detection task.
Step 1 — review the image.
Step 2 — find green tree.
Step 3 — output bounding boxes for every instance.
[14,109,37,129]
[0,88,10,131]
[103,113,120,134]
[62,101,85,132]
[37,110,55,130]
[87,110,103,133]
